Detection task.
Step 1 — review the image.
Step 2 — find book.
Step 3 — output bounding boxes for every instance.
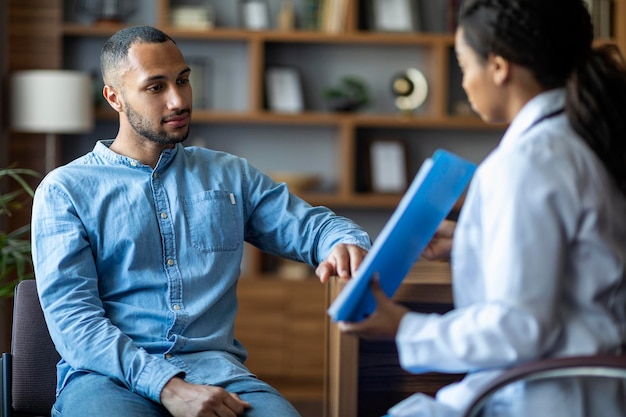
[320,0,348,33]
[303,0,321,30]
[327,149,477,322]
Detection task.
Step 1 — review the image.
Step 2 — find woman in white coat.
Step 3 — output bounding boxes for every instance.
[339,0,626,416]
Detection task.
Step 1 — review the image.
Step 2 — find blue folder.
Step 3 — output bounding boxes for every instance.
[327,149,477,322]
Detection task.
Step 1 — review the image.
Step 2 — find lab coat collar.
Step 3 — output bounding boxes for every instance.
[499,88,566,151]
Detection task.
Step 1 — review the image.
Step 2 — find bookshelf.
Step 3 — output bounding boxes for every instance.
[59,0,499,403]
[4,0,626,405]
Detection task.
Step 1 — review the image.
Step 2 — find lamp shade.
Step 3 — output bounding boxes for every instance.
[10,70,94,133]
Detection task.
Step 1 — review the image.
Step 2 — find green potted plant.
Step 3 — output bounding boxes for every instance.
[0,167,40,298]
[324,76,370,112]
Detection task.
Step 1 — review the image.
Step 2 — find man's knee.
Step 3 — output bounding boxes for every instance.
[54,373,169,417]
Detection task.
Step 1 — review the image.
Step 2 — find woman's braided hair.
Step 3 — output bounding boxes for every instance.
[459,0,626,196]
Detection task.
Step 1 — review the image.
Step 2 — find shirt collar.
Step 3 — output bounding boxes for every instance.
[93,139,180,171]
[499,88,566,151]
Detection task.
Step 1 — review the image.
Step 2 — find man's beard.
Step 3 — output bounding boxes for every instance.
[126,103,190,145]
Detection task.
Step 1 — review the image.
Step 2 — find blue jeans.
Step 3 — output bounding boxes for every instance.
[51,373,301,417]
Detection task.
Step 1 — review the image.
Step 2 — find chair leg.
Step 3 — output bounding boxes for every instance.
[1,352,12,417]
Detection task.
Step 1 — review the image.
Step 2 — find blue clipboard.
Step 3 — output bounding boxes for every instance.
[327,149,477,322]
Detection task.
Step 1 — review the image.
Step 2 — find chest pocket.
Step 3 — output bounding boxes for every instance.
[181,190,240,252]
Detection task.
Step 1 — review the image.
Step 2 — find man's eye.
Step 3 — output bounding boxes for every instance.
[148,84,163,92]
[178,78,190,85]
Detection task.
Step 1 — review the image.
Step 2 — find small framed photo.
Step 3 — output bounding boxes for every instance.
[368,0,419,32]
[239,0,270,30]
[187,57,212,109]
[265,67,304,113]
[368,139,409,193]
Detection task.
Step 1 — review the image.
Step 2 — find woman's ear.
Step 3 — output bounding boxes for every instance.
[490,55,511,86]
[103,85,123,113]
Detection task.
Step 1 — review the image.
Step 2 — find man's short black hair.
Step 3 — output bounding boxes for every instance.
[100,25,175,86]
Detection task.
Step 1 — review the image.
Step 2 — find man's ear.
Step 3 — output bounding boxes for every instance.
[490,55,510,86]
[103,84,123,113]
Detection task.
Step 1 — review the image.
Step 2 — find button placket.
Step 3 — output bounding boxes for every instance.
[151,171,186,334]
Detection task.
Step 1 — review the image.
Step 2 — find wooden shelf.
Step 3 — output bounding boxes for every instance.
[63,23,455,45]
[96,107,496,129]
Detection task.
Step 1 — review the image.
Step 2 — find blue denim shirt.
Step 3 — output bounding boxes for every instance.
[31,140,370,403]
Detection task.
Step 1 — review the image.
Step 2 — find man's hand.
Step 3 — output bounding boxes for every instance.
[421,219,456,261]
[161,377,250,417]
[315,243,368,284]
[338,277,409,340]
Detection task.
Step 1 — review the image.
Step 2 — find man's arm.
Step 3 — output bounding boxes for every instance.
[241,161,371,272]
[32,180,182,403]
[315,219,456,283]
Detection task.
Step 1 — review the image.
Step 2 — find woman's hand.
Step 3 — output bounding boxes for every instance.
[421,219,456,261]
[337,276,409,340]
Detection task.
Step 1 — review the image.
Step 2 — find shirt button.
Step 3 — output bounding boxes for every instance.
[130,161,137,167]
[160,212,167,219]
[167,259,175,266]
[173,304,181,310]
[165,354,172,359]
[153,173,158,179]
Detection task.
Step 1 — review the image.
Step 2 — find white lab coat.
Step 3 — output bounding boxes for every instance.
[389,89,626,417]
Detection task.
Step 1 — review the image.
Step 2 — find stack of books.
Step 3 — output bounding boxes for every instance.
[170,5,215,30]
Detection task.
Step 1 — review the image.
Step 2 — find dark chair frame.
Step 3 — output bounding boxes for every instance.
[462,354,626,417]
[1,352,11,417]
[1,279,59,417]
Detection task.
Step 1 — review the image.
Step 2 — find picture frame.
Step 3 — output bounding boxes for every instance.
[265,67,304,113]
[187,57,212,109]
[368,0,419,32]
[367,139,409,193]
[239,0,271,30]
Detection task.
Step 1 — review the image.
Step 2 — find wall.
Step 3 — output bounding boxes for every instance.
[1,0,63,353]
[5,0,62,174]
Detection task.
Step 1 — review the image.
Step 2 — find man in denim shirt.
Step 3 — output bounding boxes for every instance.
[31,26,370,417]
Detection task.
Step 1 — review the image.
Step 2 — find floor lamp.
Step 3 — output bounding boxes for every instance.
[10,70,94,173]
